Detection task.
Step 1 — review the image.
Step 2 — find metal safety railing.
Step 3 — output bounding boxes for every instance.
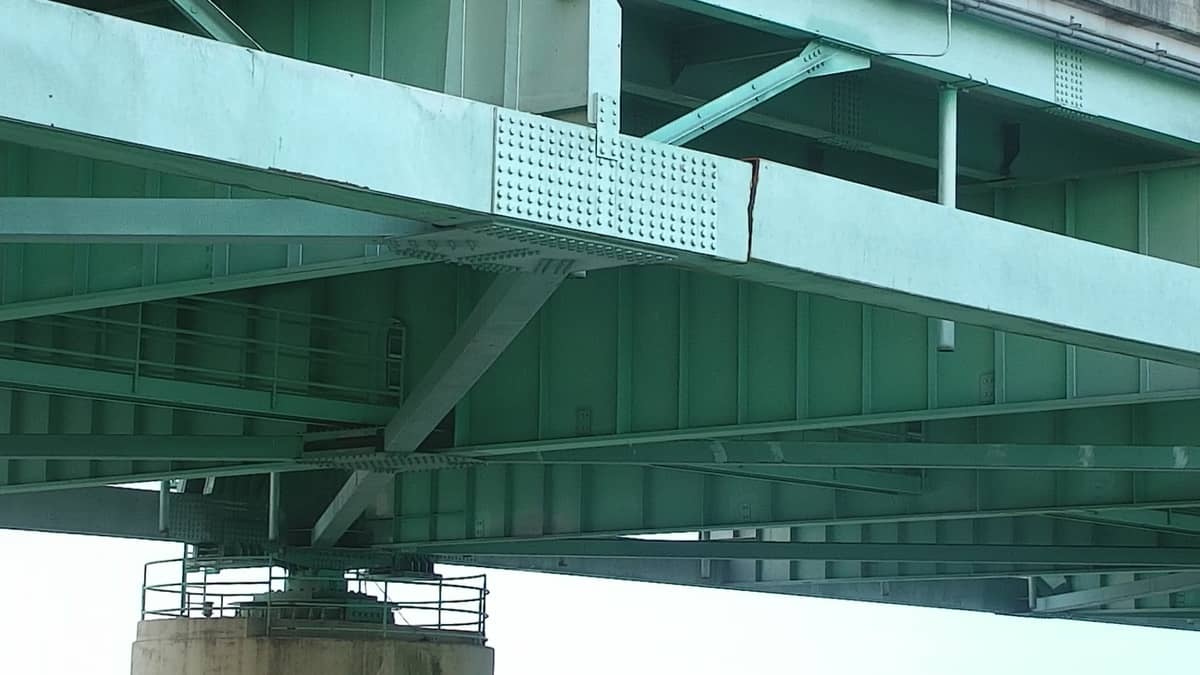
[141,556,487,640]
[0,295,406,405]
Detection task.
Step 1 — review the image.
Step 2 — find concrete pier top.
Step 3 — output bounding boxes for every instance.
[131,619,495,675]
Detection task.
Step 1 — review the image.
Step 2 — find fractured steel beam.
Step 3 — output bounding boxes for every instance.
[6,0,1200,370]
[311,272,565,547]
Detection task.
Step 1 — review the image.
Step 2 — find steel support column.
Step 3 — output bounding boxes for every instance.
[934,85,958,352]
[311,272,565,547]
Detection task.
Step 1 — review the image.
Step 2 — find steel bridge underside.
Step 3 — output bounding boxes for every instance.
[5,0,1200,631]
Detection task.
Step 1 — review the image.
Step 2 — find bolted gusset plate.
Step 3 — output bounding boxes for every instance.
[386,220,673,274]
[301,451,481,473]
[493,109,722,256]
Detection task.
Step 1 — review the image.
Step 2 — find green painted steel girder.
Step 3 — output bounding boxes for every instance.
[0,486,256,542]
[0,357,396,425]
[0,247,425,324]
[0,456,301,494]
[0,434,301,461]
[443,504,1200,586]
[441,553,1200,629]
[485,440,1200,472]
[741,160,1200,369]
[418,538,1200,566]
[473,553,1181,589]
[0,0,497,225]
[1033,571,1200,613]
[659,0,1200,147]
[0,198,433,243]
[388,459,1200,547]
[8,0,1200,375]
[1059,508,1200,536]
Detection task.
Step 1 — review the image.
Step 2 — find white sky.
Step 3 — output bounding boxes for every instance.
[1,529,1196,674]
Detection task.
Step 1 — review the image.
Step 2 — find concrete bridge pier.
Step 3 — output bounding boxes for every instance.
[131,618,495,675]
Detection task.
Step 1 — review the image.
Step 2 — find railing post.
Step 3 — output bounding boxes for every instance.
[382,579,390,635]
[140,561,149,620]
[266,563,274,634]
[268,472,281,544]
[480,577,488,634]
[437,580,444,630]
[158,480,170,535]
[178,549,188,617]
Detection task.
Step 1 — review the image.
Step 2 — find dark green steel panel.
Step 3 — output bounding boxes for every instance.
[808,295,861,418]
[629,267,682,431]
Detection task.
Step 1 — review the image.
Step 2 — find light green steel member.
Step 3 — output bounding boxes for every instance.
[645,41,870,145]
[167,0,260,49]
[483,441,1200,472]
[1033,571,1200,613]
[417,538,1200,567]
